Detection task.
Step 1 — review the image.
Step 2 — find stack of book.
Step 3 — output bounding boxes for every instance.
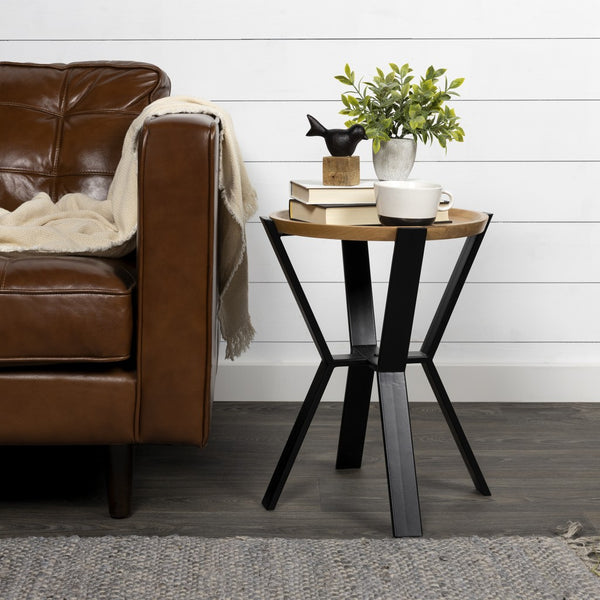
[288,180,379,225]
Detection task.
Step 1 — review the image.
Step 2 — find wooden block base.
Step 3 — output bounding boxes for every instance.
[322,156,360,186]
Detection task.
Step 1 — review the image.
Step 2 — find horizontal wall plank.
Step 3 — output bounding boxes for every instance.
[247,222,600,284]
[2,1,597,39]
[221,341,600,365]
[223,101,600,163]
[1,39,598,100]
[216,340,600,404]
[246,162,600,222]
[215,362,600,403]
[247,282,600,342]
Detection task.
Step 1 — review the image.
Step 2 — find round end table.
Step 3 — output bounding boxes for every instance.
[261,208,492,537]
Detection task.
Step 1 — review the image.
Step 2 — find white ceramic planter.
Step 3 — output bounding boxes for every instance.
[373,138,417,180]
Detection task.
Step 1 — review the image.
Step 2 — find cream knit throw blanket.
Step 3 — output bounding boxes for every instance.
[0,96,257,359]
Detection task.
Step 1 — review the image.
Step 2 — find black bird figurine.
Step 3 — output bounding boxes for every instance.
[306,114,367,157]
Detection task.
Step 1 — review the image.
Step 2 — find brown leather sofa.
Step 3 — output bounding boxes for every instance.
[0,61,219,517]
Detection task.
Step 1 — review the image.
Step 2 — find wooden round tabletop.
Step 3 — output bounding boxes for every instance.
[268,208,489,241]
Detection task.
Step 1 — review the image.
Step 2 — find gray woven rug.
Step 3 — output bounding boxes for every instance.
[0,535,598,599]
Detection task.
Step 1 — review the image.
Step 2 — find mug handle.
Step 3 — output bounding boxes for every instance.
[439,189,454,211]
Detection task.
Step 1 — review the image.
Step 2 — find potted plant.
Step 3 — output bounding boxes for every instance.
[335,63,465,180]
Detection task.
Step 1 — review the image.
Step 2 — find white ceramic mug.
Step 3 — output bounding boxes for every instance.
[374,180,454,226]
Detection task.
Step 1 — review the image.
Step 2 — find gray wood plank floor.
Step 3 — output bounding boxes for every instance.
[0,402,598,539]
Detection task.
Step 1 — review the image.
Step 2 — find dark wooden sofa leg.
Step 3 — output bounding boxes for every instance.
[106,444,134,518]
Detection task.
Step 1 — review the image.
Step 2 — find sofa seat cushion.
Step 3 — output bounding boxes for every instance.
[0,255,135,365]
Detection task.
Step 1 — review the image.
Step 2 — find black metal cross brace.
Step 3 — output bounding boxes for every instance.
[260,215,492,537]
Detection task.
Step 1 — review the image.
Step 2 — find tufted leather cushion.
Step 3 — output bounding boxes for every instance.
[0,255,136,365]
[0,61,170,210]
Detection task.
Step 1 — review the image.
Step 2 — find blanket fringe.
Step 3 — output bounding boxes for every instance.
[557,521,600,577]
[223,321,256,361]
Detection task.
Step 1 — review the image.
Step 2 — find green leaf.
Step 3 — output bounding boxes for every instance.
[390,63,400,74]
[334,75,352,85]
[409,116,426,129]
[422,79,435,91]
[408,103,421,118]
[449,77,464,89]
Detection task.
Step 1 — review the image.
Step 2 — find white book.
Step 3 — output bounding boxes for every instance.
[289,199,380,225]
[290,179,376,205]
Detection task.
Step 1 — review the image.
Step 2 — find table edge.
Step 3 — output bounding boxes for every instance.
[266,208,489,241]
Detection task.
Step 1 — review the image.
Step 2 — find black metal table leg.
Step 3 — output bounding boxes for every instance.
[336,240,377,469]
[377,227,427,537]
[377,371,422,537]
[336,365,374,469]
[261,217,332,363]
[341,240,377,348]
[262,361,334,510]
[261,218,336,509]
[418,214,493,495]
[421,215,493,358]
[422,359,490,495]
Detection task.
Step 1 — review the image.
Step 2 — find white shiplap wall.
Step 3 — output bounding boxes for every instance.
[3,1,599,402]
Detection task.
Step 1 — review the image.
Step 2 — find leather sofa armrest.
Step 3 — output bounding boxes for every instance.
[136,112,219,445]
